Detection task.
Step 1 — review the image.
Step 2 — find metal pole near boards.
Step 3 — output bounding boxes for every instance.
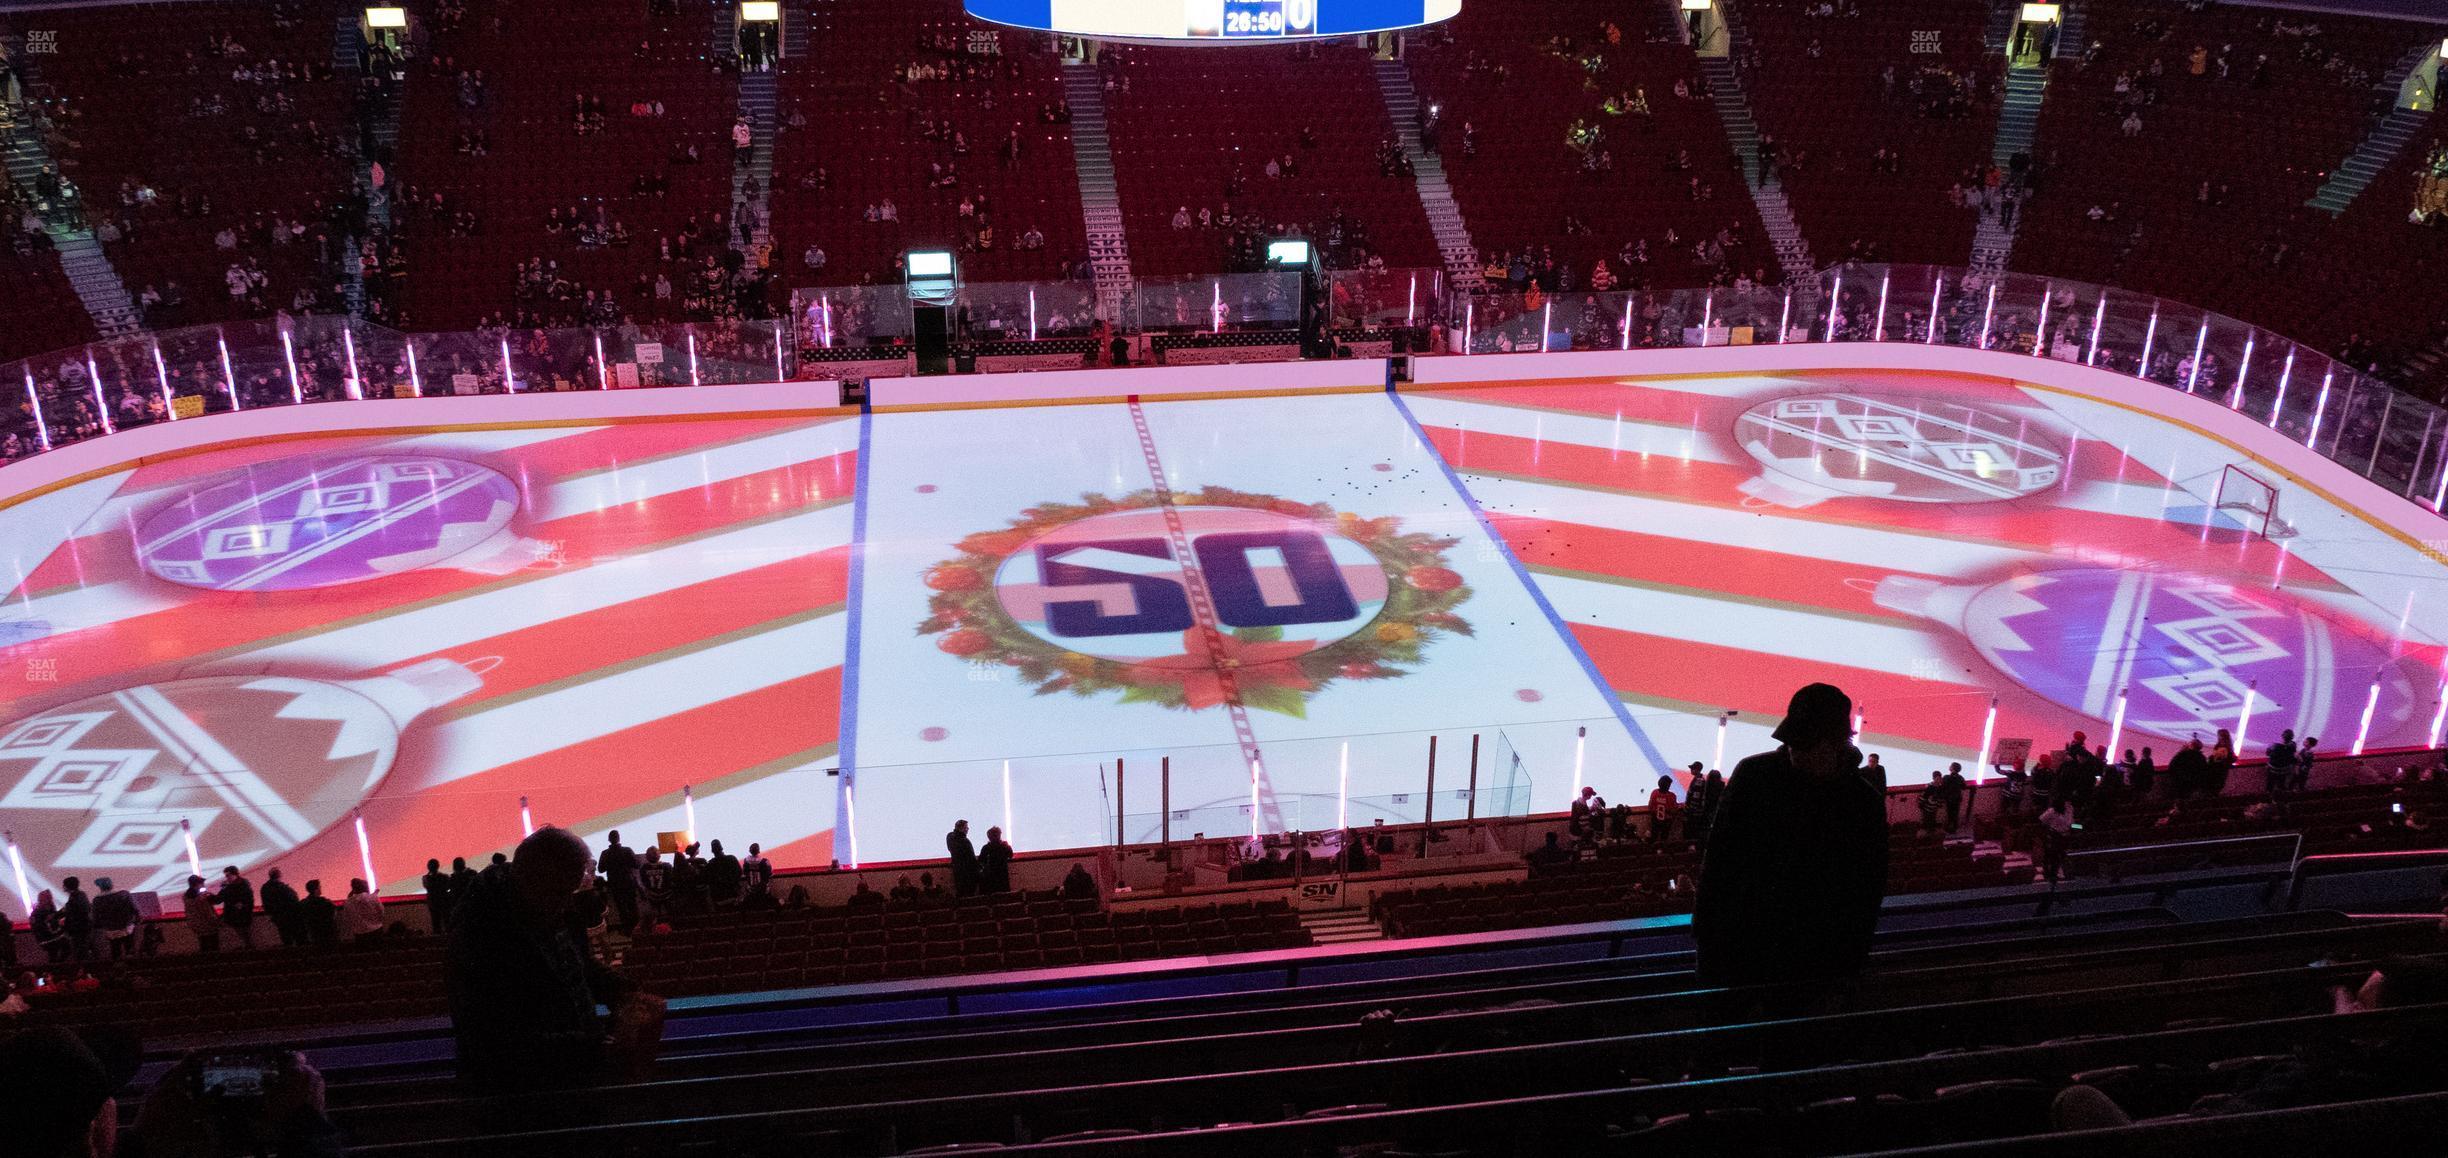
[1114,758,1124,850]
[1466,733,1481,822]
[1160,756,1171,846]
[1420,735,1438,856]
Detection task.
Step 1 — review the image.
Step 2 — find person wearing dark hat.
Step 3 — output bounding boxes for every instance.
[1693,683,1890,1005]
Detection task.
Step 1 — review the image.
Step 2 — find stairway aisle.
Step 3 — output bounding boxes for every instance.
[333,13,403,318]
[732,69,778,257]
[713,4,778,264]
[1702,0,1818,299]
[1373,58,1482,292]
[1970,66,2048,274]
[1696,56,1817,290]
[2308,44,2436,216]
[1062,62,1135,322]
[1300,908,1385,946]
[1,76,140,337]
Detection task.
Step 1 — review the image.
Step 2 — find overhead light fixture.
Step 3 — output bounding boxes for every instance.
[741,1,780,21]
[1681,0,1712,10]
[2020,3,2061,22]
[1265,238,1312,268]
[365,6,406,29]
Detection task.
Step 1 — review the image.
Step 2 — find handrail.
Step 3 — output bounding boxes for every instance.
[2285,844,2448,910]
[2067,831,2304,865]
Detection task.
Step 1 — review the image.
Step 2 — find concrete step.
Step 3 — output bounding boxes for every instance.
[1298,910,1385,944]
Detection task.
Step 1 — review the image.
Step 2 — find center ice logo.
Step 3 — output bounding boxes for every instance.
[919,487,1475,715]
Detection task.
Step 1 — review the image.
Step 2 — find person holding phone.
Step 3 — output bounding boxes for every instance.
[0,1027,345,1158]
[446,826,663,1094]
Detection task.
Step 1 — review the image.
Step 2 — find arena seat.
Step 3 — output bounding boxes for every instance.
[1404,0,1777,289]
[1099,39,1440,278]
[2010,1,2429,370]
[1735,0,1997,266]
[391,0,736,330]
[767,0,1088,288]
[289,914,2446,1154]
[8,1,353,329]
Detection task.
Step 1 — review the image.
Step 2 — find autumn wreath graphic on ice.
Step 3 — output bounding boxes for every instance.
[919,486,1474,717]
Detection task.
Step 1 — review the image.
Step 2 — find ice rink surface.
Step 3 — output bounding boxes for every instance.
[3,366,2443,896]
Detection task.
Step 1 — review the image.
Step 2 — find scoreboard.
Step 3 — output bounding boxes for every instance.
[966,0,1460,42]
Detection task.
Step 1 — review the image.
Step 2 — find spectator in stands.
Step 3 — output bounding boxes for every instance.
[447,827,661,1093]
[980,826,1015,894]
[259,868,303,948]
[2132,746,2157,799]
[89,879,137,961]
[30,891,69,964]
[180,878,220,954]
[598,832,639,934]
[847,880,884,909]
[6,1027,339,1158]
[947,819,980,897]
[2294,736,2319,793]
[1608,800,1637,843]
[2208,728,2238,794]
[1918,773,1945,835]
[1693,683,1888,1004]
[421,860,454,936]
[60,877,91,961]
[341,880,385,941]
[1647,776,1682,845]
[218,867,257,949]
[889,876,921,903]
[742,843,773,898]
[704,840,742,907]
[479,851,509,887]
[1938,762,1968,833]
[2037,799,2075,884]
[1688,767,1725,846]
[1062,863,1097,901]
[638,850,671,923]
[1525,831,1576,873]
[2168,737,2209,799]
[1568,785,1601,837]
[300,880,340,946]
[672,845,707,915]
[2265,729,2300,796]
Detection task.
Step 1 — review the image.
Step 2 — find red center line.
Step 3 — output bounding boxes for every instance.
[1124,400,1281,836]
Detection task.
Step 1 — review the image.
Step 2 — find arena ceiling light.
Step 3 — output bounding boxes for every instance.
[1680,0,1713,11]
[364,6,406,28]
[1265,238,1313,269]
[2019,3,2060,22]
[741,2,781,21]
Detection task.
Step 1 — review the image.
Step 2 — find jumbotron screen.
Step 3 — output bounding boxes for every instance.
[965,0,1460,42]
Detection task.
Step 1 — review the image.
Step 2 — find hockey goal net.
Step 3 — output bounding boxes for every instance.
[2213,464,2287,539]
